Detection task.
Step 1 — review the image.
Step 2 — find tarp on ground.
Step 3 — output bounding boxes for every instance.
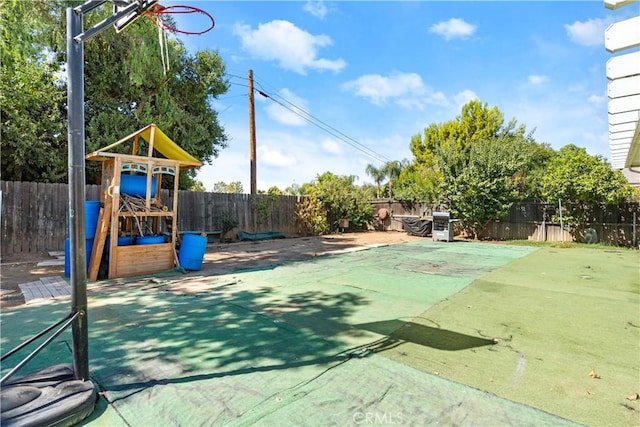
[237,231,286,241]
[2,241,602,426]
[401,217,432,237]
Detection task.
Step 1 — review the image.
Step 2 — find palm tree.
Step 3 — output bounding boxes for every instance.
[365,164,386,199]
[383,160,403,199]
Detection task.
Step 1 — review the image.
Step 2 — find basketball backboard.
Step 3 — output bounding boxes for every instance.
[113,0,159,33]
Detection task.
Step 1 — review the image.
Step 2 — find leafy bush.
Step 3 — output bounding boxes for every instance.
[220,210,239,242]
[295,196,329,236]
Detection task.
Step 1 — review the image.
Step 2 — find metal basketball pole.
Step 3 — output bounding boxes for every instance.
[66,0,159,382]
[67,6,89,381]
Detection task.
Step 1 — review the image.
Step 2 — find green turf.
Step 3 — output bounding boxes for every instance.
[378,246,640,426]
[4,241,633,425]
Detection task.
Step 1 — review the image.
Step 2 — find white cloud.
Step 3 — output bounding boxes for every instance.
[233,20,346,74]
[429,18,477,41]
[342,72,450,110]
[197,147,248,192]
[588,94,606,106]
[304,0,328,19]
[565,18,608,47]
[342,72,427,106]
[258,145,297,168]
[528,74,549,85]
[321,138,342,155]
[264,88,309,126]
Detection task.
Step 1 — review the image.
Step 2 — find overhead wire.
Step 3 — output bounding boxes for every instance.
[223,72,391,165]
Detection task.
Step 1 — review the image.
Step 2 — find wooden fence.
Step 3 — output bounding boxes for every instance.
[0,181,301,256]
[1,181,638,255]
[373,199,639,247]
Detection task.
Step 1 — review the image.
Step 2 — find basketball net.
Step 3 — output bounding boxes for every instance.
[155,14,170,75]
[143,4,216,75]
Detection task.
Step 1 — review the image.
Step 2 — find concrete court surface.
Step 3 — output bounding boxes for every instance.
[1,239,638,426]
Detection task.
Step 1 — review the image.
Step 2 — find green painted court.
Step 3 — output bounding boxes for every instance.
[1,240,638,425]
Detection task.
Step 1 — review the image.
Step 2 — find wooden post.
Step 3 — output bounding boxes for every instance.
[172,165,180,264]
[249,69,257,195]
[88,196,111,281]
[108,158,121,279]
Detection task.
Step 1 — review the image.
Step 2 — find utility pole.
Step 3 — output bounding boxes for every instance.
[248,69,257,195]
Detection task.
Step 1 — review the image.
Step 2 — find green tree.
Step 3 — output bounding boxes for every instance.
[213,181,243,193]
[400,100,507,204]
[394,163,440,203]
[266,186,284,195]
[410,99,504,168]
[365,163,386,198]
[303,172,374,232]
[77,8,229,188]
[0,0,67,182]
[190,180,206,192]
[295,195,329,236]
[436,128,538,238]
[382,160,403,199]
[406,100,548,238]
[1,1,229,188]
[540,144,634,234]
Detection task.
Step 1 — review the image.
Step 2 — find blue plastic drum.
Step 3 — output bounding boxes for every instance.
[178,233,207,271]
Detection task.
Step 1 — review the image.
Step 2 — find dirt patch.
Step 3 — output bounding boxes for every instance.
[1,231,427,309]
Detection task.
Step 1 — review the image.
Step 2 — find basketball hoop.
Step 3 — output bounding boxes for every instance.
[144,4,215,35]
[138,4,215,75]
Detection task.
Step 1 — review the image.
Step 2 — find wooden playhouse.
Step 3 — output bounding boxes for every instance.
[86,124,202,280]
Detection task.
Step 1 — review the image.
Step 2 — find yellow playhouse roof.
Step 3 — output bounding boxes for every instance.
[86,124,203,169]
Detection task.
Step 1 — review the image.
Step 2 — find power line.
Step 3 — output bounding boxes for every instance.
[260,90,389,164]
[252,74,391,163]
[224,72,391,165]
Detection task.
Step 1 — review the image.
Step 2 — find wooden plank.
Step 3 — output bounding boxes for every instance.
[88,199,111,281]
[9,182,18,253]
[196,190,205,231]
[117,211,175,218]
[605,16,640,53]
[57,183,68,252]
[109,159,121,279]
[43,182,55,253]
[27,181,38,252]
[171,166,180,247]
[112,243,174,278]
[36,182,46,253]
[1,181,12,255]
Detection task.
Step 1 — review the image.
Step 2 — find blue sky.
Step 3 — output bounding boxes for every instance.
[155,0,636,192]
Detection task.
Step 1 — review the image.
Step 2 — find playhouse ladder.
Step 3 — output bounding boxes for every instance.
[88,197,112,281]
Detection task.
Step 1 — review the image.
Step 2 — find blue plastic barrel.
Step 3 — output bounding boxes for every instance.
[68,201,100,239]
[85,200,100,239]
[136,234,165,245]
[64,238,94,277]
[120,174,157,198]
[178,233,207,271]
[105,235,135,253]
[118,236,135,246]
